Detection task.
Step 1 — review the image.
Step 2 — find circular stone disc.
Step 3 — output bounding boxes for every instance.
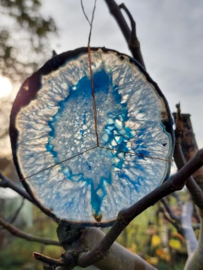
[10,47,174,226]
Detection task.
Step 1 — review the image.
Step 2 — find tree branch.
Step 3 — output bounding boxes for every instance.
[104,0,145,68]
[161,198,180,223]
[79,228,157,270]
[0,171,34,204]
[159,206,182,234]
[77,149,203,267]
[0,198,24,232]
[33,252,64,267]
[0,216,61,246]
[171,192,183,209]
[34,149,203,270]
[9,198,25,224]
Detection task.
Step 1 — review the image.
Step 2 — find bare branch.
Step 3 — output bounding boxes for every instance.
[159,206,182,233]
[119,4,135,35]
[9,198,25,224]
[171,192,183,209]
[0,171,34,204]
[0,171,59,225]
[193,203,200,224]
[0,216,61,246]
[0,199,24,232]
[161,198,180,223]
[33,252,64,267]
[104,0,145,68]
[118,3,144,67]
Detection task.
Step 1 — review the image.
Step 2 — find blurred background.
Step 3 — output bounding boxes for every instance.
[0,0,202,269]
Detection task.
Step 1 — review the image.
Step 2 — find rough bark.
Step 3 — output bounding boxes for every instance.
[173,113,203,189]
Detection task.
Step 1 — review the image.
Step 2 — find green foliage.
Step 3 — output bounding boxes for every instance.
[0,0,57,81]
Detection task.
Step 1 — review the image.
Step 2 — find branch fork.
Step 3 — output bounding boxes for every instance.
[33,148,203,269]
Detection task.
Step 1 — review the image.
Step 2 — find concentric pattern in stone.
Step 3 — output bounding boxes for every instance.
[11,48,173,225]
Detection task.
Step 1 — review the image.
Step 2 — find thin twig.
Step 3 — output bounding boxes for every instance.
[171,192,183,209]
[0,216,61,246]
[161,198,180,223]
[9,198,25,224]
[88,46,99,146]
[98,145,173,162]
[88,0,97,46]
[0,171,59,224]
[193,202,200,223]
[159,206,182,234]
[19,146,97,181]
[0,171,34,204]
[0,199,24,232]
[17,145,172,182]
[34,251,76,270]
[33,252,64,266]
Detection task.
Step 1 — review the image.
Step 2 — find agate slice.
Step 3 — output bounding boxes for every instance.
[10,47,174,226]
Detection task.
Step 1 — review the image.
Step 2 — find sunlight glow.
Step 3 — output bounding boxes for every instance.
[0,75,12,98]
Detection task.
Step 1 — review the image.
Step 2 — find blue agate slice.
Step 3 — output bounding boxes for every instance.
[10,47,174,226]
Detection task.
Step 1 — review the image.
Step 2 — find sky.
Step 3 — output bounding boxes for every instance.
[0,0,202,200]
[41,0,203,148]
[0,0,203,155]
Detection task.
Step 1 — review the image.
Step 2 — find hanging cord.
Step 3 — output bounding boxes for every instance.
[81,0,97,46]
[81,0,99,146]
